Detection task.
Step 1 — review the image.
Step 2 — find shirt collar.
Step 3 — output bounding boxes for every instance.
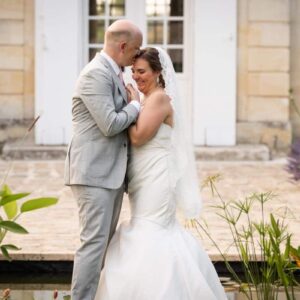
[100,50,121,75]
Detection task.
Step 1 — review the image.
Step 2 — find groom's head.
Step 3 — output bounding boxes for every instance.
[103,20,142,67]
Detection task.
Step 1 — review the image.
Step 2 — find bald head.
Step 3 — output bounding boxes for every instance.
[103,19,143,67]
[105,19,142,46]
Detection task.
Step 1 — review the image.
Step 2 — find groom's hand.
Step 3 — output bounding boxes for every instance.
[126,84,140,103]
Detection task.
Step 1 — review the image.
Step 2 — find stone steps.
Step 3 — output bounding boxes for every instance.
[1,142,270,161]
[195,144,270,161]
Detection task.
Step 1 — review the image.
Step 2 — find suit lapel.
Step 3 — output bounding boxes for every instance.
[97,54,128,103]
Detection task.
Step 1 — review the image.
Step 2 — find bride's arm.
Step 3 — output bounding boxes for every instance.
[129,92,171,146]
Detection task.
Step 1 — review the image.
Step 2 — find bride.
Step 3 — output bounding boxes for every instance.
[96,47,227,300]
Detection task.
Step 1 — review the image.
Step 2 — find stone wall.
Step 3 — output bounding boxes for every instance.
[0,0,34,144]
[0,0,296,154]
[237,0,291,153]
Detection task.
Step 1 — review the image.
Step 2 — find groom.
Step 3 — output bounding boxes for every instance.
[65,20,142,300]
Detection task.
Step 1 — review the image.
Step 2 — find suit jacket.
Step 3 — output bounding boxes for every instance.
[64,53,139,189]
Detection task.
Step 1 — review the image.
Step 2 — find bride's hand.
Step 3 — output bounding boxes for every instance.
[126,84,140,103]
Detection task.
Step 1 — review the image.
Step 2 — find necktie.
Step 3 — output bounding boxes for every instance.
[118,70,125,87]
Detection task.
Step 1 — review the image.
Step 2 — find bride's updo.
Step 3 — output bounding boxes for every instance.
[135,47,166,88]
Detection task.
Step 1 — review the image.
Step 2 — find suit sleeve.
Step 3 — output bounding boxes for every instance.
[79,69,139,137]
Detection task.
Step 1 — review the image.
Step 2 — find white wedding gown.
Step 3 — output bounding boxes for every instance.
[96,123,227,300]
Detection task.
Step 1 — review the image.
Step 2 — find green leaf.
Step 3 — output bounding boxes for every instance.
[270,213,280,238]
[0,245,12,261]
[21,197,58,212]
[284,236,291,259]
[0,193,30,206]
[1,244,21,251]
[3,200,18,220]
[0,220,28,234]
[2,184,12,196]
[239,243,249,264]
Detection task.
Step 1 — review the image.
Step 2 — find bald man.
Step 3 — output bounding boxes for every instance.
[64,20,142,300]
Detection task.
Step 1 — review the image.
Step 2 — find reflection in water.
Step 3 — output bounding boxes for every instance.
[0,284,70,300]
[7,290,70,300]
[1,290,237,300]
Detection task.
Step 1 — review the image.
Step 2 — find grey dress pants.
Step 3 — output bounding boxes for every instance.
[70,184,124,300]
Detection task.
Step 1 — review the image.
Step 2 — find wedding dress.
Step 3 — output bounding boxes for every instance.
[95,122,227,300]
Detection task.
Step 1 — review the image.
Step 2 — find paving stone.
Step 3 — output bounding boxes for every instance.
[0,159,299,262]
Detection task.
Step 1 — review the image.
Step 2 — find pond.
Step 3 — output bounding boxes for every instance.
[1,261,299,300]
[0,261,71,299]
[2,283,300,300]
[1,284,237,300]
[0,284,70,300]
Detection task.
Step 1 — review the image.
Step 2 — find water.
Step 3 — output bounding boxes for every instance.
[1,261,299,300]
[0,262,71,300]
[1,285,236,300]
[0,284,70,300]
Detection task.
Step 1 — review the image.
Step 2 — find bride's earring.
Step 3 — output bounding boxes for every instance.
[156,76,160,86]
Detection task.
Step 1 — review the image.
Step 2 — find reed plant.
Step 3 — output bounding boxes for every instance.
[192,175,300,300]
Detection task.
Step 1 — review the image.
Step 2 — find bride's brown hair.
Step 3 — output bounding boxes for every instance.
[135,47,165,88]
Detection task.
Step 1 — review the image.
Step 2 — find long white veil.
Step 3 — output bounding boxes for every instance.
[156,47,202,219]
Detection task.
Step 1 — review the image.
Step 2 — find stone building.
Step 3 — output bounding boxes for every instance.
[0,0,299,157]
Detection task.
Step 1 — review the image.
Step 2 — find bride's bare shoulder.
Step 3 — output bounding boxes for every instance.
[147,89,171,105]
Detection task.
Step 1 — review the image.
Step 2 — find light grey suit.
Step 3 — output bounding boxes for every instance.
[65,53,138,300]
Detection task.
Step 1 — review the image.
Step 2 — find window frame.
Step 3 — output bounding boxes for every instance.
[84,0,127,62]
[145,0,185,73]
[83,0,187,74]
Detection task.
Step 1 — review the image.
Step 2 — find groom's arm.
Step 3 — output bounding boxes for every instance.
[79,69,139,137]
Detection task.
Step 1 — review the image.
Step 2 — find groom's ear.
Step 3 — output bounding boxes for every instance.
[120,41,127,53]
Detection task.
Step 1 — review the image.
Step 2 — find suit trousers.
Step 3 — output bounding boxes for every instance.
[70,184,124,300]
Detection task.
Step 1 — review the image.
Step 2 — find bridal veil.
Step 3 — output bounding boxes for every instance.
[156,47,202,219]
